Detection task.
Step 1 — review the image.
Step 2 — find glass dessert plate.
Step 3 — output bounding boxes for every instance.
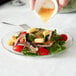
[1,28,73,57]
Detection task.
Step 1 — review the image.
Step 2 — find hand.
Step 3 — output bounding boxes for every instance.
[58,0,69,12]
[30,0,69,12]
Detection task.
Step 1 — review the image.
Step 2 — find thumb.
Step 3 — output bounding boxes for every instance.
[58,0,69,12]
[58,6,63,12]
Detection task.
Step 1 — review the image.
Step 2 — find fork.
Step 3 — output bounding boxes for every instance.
[2,22,30,30]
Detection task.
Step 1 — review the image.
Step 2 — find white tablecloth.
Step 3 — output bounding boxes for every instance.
[0,2,76,76]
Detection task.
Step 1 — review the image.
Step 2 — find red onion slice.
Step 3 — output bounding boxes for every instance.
[48,31,52,41]
[14,34,26,46]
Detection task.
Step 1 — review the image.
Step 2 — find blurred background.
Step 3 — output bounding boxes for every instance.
[0,0,76,13]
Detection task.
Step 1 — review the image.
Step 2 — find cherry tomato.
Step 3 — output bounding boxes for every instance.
[37,47,48,56]
[18,32,26,37]
[13,45,23,52]
[59,34,68,41]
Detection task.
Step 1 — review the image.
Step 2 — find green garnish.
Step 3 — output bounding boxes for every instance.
[46,42,66,54]
[45,35,49,42]
[21,48,39,56]
[39,33,44,38]
[21,48,28,52]
[15,36,18,39]
[27,34,35,42]
[51,29,59,41]
[46,29,66,54]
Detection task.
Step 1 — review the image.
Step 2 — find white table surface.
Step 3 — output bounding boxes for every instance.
[0,2,76,76]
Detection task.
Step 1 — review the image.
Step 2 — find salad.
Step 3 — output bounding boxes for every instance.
[7,28,68,56]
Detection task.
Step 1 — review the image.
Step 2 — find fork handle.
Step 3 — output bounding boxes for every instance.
[2,22,16,26]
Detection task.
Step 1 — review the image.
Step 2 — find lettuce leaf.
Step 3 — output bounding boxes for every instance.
[46,29,66,54]
[46,42,66,54]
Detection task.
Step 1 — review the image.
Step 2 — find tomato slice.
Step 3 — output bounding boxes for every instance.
[13,45,23,52]
[59,34,68,41]
[18,32,26,37]
[37,47,48,56]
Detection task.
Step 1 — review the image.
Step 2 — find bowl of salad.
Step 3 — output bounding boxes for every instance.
[1,27,73,57]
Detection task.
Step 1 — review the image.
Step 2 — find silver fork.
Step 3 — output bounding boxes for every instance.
[2,22,30,30]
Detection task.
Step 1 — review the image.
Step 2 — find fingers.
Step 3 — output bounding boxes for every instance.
[58,0,69,12]
[30,0,69,12]
[58,0,69,7]
[30,0,36,10]
[58,6,63,12]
